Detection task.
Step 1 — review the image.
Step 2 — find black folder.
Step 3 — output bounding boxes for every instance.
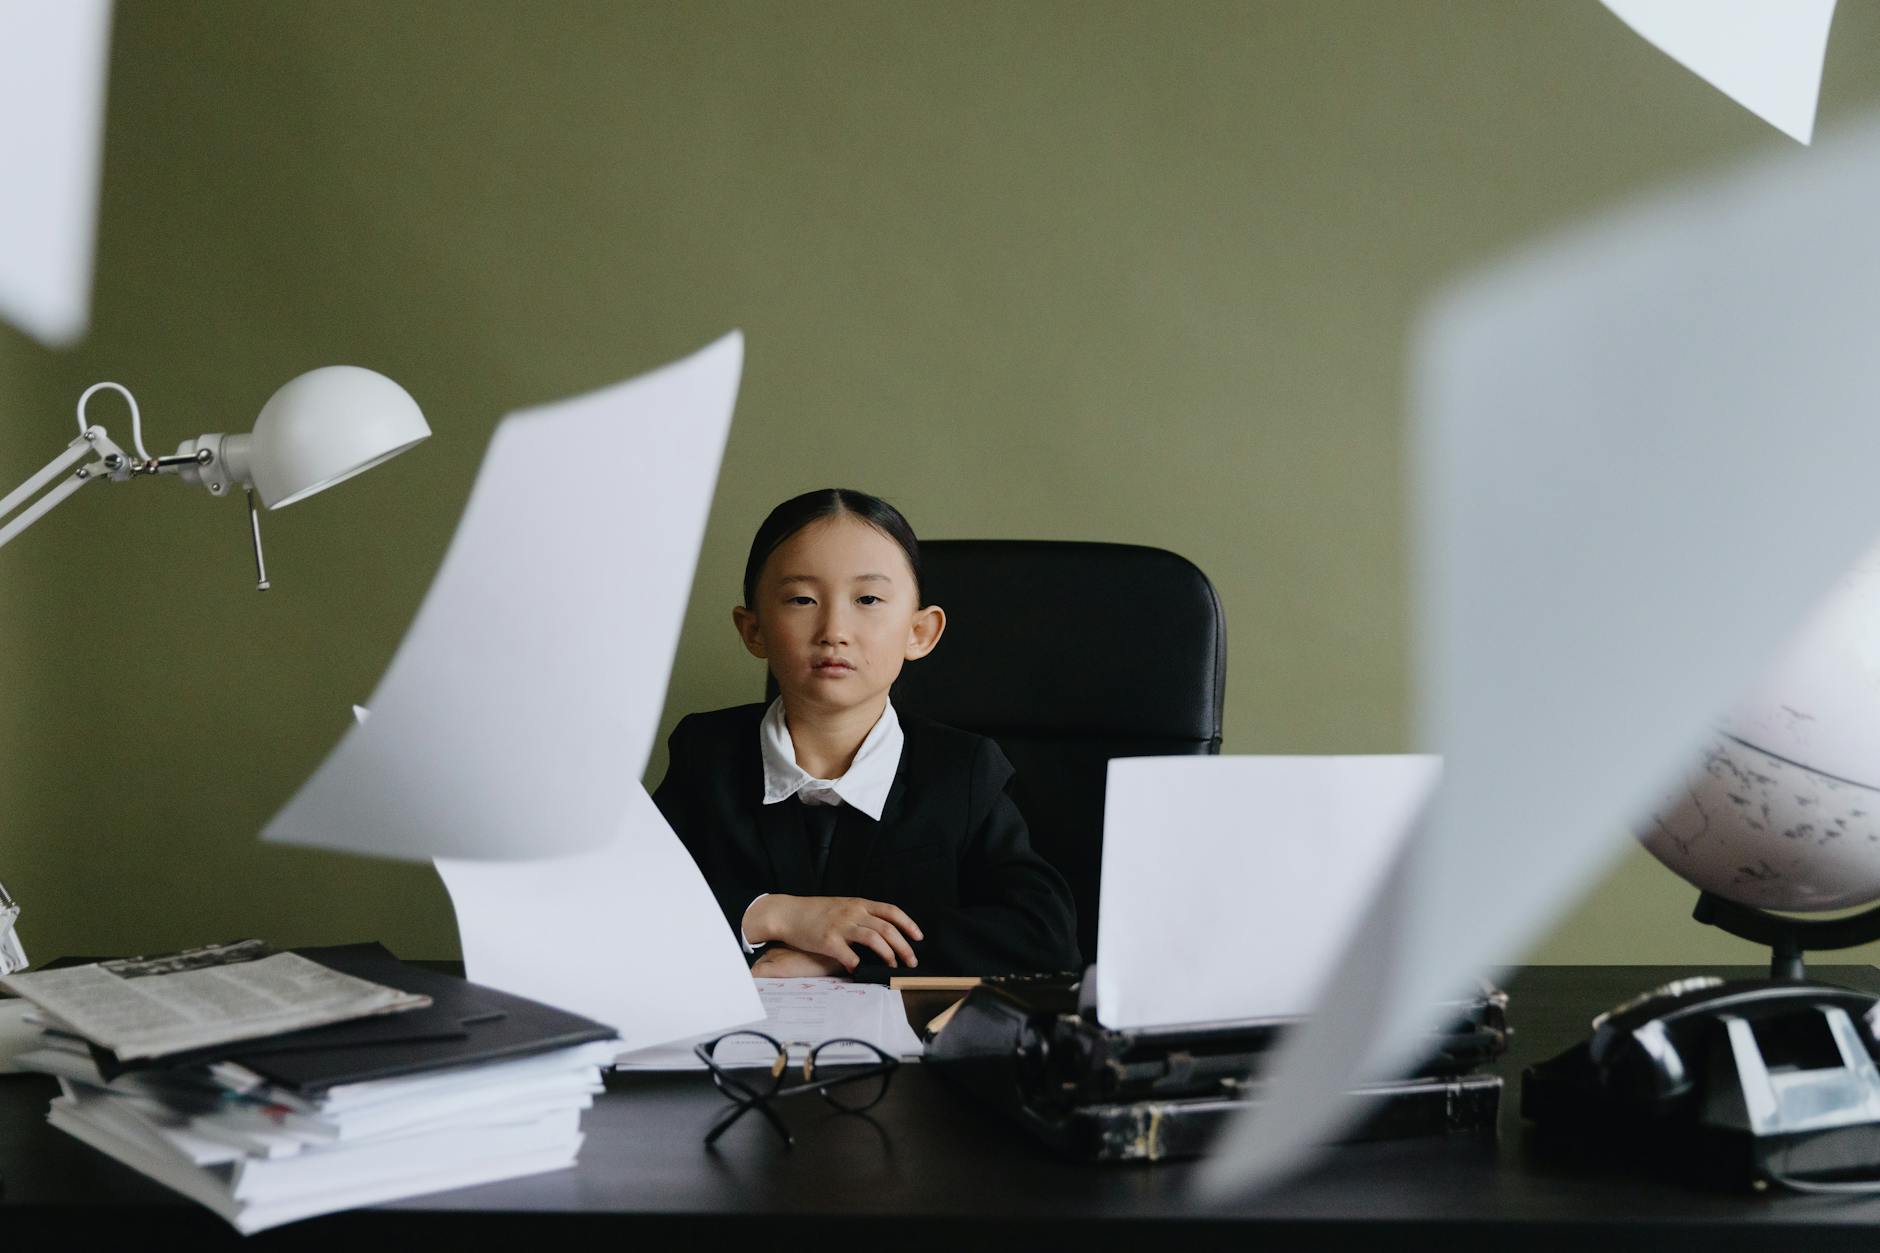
[927,970,1507,1161]
[92,942,619,1095]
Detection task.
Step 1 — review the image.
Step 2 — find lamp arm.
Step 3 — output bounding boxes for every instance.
[0,427,127,551]
[75,381,151,462]
[0,880,22,977]
[0,420,269,589]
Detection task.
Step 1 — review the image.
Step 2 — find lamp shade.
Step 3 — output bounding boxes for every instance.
[247,366,429,508]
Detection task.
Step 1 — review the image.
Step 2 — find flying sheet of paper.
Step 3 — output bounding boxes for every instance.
[0,0,113,346]
[1601,0,1836,144]
[1199,109,1880,1198]
[435,783,763,1054]
[612,978,926,1070]
[262,331,742,861]
[1095,755,1440,1032]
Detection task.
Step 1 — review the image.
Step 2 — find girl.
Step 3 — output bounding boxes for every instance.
[653,488,1081,977]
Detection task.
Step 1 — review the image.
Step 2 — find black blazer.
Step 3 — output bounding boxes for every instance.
[652,703,1081,976]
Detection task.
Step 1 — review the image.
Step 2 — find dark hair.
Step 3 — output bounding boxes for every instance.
[742,488,922,609]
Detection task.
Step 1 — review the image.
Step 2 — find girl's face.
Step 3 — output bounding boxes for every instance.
[732,514,944,719]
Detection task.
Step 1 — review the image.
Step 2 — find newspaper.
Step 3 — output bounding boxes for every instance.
[0,939,430,1061]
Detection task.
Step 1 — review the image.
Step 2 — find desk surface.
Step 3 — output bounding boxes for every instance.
[7,964,1880,1250]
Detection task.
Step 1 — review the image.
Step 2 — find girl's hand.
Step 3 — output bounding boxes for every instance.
[749,946,848,978]
[747,894,923,971]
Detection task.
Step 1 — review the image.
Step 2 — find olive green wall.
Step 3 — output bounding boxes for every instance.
[4,1,1879,965]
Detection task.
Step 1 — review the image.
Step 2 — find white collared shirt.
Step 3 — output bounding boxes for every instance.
[741,697,904,953]
[759,695,901,819]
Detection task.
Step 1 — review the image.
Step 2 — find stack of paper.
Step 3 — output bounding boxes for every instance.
[12,1027,616,1234]
[3,941,622,1234]
[615,978,927,1070]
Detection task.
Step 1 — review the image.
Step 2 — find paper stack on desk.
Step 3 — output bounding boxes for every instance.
[4,942,622,1234]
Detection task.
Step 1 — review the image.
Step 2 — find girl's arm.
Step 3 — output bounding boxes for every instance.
[749,946,847,978]
[745,893,922,970]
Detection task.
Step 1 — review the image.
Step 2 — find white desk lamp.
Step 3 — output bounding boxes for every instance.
[0,365,430,974]
[1,365,428,585]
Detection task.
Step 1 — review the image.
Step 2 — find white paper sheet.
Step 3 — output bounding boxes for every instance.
[434,783,763,1054]
[1601,0,1836,144]
[1094,756,1440,1031]
[0,0,113,346]
[261,331,742,861]
[614,978,926,1070]
[1200,109,1880,1197]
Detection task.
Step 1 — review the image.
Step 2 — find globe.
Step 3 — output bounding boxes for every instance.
[1640,542,1880,914]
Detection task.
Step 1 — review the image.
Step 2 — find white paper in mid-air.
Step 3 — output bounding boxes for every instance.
[1094,755,1440,1031]
[434,784,763,1054]
[1601,0,1837,144]
[262,331,743,861]
[0,0,113,346]
[1199,111,1880,1197]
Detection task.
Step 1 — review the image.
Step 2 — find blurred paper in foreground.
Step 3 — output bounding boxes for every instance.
[262,331,742,861]
[1199,112,1880,1197]
[1601,0,1836,144]
[435,785,763,1055]
[0,0,113,346]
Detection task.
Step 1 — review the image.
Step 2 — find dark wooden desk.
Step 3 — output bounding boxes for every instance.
[7,965,1880,1249]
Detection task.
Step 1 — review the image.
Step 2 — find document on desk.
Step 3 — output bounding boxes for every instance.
[613,979,925,1070]
[261,330,742,862]
[0,940,430,1062]
[1201,110,1880,1196]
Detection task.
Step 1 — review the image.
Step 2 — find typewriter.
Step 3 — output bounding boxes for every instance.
[924,969,1507,1162]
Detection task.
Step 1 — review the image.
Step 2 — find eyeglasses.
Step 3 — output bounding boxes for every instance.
[693,1030,900,1148]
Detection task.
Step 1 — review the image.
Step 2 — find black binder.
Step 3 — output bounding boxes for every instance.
[91,942,619,1094]
[925,970,1507,1161]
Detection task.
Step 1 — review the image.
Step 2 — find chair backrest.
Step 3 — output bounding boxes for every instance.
[767,539,1226,965]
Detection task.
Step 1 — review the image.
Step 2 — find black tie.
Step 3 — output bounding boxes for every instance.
[803,802,840,890]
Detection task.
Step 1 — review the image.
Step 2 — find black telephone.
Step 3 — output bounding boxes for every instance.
[1523,975,1880,1189]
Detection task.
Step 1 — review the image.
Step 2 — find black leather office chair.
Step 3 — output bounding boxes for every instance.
[768,540,1226,965]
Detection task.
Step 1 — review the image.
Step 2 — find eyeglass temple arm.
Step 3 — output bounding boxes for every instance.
[705,1096,795,1148]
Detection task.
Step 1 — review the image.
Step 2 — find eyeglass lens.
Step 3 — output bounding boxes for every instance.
[807,1038,893,1112]
[703,1031,789,1101]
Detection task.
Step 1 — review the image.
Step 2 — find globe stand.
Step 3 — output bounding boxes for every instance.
[1693,891,1880,980]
